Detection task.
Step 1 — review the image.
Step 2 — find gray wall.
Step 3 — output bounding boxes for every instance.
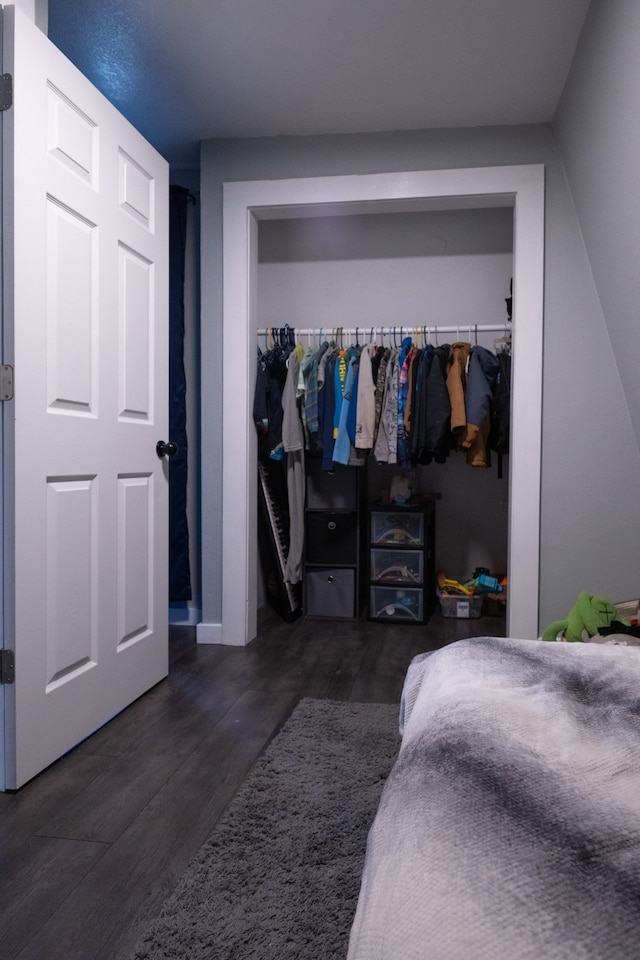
[554,0,640,448]
[200,123,640,633]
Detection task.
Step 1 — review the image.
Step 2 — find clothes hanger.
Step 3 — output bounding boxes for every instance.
[494,328,512,354]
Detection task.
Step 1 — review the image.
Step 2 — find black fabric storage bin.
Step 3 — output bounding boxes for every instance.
[306,460,357,510]
[305,512,358,564]
[306,568,355,619]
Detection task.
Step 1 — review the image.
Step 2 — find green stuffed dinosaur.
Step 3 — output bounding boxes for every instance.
[542,591,619,643]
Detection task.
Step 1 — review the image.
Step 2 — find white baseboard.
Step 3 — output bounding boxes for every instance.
[196,621,224,644]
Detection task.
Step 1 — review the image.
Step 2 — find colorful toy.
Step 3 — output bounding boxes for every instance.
[474,573,503,593]
[437,572,473,595]
[437,569,507,597]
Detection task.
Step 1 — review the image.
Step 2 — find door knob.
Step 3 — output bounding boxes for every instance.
[156,440,178,459]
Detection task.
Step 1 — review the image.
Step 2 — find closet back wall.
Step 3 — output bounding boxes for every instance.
[257,208,513,583]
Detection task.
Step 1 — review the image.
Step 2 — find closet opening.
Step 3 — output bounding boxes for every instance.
[219,166,544,646]
[256,207,513,622]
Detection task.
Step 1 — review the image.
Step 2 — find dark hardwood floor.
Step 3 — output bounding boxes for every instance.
[0,607,506,960]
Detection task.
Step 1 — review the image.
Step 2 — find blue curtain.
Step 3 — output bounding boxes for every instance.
[168,185,192,600]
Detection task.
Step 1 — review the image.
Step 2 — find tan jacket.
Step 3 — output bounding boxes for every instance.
[446,342,471,435]
[446,341,493,467]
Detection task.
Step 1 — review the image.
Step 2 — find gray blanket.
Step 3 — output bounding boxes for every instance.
[347,636,640,960]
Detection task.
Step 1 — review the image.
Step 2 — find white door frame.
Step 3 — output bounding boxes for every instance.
[219,165,545,646]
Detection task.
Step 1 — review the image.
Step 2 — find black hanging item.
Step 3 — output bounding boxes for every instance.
[488,349,512,479]
[253,338,288,461]
[168,185,192,601]
[505,278,513,320]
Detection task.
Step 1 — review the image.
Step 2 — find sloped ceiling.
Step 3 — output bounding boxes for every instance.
[48,0,591,167]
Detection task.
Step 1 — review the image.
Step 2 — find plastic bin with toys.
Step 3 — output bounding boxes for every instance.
[436,568,507,619]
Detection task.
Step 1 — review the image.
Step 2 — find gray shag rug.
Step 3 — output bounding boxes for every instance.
[131,698,400,960]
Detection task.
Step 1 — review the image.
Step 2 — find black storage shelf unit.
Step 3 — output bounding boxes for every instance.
[304,459,364,620]
[367,500,436,623]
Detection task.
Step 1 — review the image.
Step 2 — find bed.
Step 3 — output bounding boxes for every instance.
[347,635,640,960]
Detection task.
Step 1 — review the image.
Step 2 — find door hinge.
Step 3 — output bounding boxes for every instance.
[0,650,15,685]
[0,365,14,400]
[0,74,12,111]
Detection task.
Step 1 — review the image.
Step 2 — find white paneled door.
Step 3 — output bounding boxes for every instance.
[1,6,169,789]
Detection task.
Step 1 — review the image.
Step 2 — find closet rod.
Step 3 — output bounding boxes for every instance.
[257,324,510,337]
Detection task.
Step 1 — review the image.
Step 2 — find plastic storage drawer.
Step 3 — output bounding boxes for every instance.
[370,586,424,621]
[370,548,423,584]
[306,512,358,565]
[370,511,424,547]
[306,568,356,619]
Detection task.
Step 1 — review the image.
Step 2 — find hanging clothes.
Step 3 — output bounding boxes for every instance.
[488,348,512,478]
[461,345,499,468]
[446,341,471,441]
[425,344,453,464]
[373,349,399,464]
[281,348,305,584]
[333,352,360,465]
[319,349,338,471]
[332,349,349,441]
[371,347,390,451]
[254,343,289,460]
[256,326,511,479]
[396,337,414,471]
[355,342,377,449]
[301,341,329,451]
[409,346,432,464]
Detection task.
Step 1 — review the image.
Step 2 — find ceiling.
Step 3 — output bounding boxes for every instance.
[47,0,592,169]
